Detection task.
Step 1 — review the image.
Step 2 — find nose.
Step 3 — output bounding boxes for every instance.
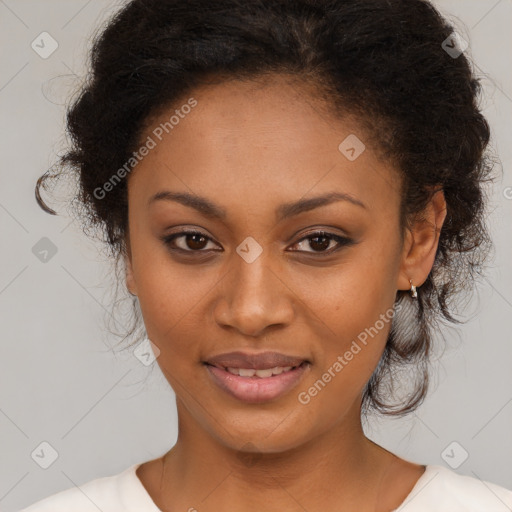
[213,253,294,338]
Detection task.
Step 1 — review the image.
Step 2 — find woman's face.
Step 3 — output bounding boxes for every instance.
[125,75,411,453]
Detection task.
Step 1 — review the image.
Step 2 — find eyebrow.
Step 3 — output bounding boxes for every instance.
[147,190,367,222]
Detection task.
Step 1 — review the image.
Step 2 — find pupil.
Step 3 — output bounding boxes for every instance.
[187,234,207,250]
[310,235,330,251]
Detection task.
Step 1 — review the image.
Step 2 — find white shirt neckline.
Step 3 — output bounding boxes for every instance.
[126,462,437,511]
[21,461,512,511]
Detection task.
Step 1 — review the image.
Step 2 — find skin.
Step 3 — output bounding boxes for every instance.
[124,74,447,511]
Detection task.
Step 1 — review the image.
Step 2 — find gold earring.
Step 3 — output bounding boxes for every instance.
[409,279,417,298]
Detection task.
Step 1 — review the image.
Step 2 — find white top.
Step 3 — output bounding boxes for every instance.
[19,462,512,512]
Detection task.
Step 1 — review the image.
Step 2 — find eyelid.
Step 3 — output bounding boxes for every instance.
[160,228,221,252]
[160,227,354,255]
[288,230,354,254]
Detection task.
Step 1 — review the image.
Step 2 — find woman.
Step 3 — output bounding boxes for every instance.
[24,0,511,510]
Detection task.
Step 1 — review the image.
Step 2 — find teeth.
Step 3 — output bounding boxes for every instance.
[255,368,273,378]
[238,368,256,377]
[225,365,297,377]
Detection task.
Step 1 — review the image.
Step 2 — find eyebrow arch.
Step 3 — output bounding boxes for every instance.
[147,190,367,221]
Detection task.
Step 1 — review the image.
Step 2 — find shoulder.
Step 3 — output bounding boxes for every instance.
[19,464,143,512]
[396,464,512,512]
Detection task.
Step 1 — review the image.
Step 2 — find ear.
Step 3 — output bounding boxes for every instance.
[124,235,138,296]
[397,189,447,292]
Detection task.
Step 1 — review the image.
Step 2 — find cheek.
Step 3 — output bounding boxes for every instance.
[136,272,214,359]
[129,236,217,360]
[291,240,400,389]
[289,245,398,337]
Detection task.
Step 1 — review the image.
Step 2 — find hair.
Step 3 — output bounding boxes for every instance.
[35,0,496,417]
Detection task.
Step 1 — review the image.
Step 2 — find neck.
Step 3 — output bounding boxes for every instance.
[155,400,399,512]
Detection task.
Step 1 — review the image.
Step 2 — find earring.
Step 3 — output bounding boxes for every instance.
[409,279,417,298]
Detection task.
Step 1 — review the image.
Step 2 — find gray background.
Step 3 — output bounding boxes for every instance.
[1,1,511,510]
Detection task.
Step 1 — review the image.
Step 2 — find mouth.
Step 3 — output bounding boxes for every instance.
[224,365,300,378]
[203,351,310,404]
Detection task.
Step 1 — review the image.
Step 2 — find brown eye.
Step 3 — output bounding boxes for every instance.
[308,234,331,252]
[183,233,208,250]
[161,229,354,256]
[161,230,219,252]
[289,231,355,254]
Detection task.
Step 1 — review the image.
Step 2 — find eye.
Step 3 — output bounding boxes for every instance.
[161,229,221,253]
[288,230,355,254]
[160,229,355,256]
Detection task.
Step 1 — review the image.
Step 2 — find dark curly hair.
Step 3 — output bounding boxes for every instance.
[35,0,497,417]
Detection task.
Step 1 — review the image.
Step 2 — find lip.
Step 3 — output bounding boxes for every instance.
[204,351,310,404]
[205,351,307,370]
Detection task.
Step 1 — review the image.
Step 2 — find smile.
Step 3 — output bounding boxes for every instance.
[225,366,296,377]
[204,359,310,404]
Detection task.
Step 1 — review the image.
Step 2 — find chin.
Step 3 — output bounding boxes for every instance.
[205,408,315,454]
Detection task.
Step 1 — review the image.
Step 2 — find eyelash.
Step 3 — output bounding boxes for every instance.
[160,229,354,256]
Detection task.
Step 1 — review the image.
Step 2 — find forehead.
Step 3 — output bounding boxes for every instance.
[128,76,400,217]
